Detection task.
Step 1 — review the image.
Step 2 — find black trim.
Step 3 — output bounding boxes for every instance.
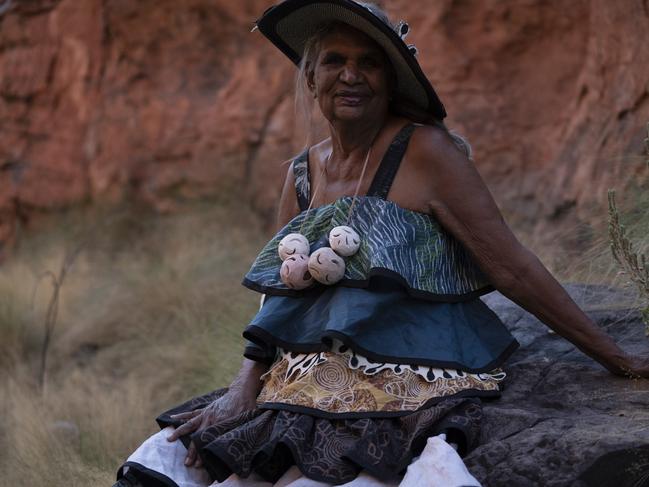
[292,148,310,212]
[243,325,520,374]
[366,124,416,199]
[258,388,501,420]
[243,345,275,365]
[117,461,178,487]
[243,267,495,303]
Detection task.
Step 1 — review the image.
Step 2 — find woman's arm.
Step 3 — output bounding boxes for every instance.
[167,162,304,465]
[410,125,649,377]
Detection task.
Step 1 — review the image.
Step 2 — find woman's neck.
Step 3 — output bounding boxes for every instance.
[325,114,388,180]
[328,120,381,155]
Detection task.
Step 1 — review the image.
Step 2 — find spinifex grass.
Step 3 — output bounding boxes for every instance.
[0,200,266,486]
[606,122,649,334]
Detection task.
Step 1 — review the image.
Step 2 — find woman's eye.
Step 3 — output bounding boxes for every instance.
[360,58,380,68]
[323,55,344,65]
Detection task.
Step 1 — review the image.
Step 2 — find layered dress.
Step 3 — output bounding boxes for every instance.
[117,124,518,487]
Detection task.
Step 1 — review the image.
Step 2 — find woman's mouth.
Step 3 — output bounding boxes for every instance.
[336,93,367,106]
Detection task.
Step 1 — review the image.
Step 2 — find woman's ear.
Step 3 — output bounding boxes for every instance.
[305,62,316,94]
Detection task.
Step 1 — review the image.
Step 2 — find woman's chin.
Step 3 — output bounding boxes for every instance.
[331,106,374,123]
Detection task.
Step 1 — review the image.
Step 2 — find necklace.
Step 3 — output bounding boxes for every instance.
[278,136,377,289]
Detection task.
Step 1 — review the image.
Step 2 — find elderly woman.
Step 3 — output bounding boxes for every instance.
[115,1,649,486]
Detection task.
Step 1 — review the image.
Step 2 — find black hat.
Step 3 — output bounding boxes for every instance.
[255,0,447,120]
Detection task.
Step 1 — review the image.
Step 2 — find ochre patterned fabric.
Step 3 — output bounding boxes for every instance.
[257,349,503,415]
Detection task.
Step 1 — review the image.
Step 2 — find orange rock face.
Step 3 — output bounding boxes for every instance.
[1,0,648,257]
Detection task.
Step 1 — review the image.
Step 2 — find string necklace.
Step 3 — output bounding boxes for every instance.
[297,142,373,236]
[278,132,379,289]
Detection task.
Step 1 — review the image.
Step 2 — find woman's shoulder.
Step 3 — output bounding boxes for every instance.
[408,123,464,167]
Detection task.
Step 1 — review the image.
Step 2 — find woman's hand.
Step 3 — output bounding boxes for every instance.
[166,388,257,467]
[620,355,649,379]
[166,358,268,468]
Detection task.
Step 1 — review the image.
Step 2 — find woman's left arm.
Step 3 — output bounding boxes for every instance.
[412,126,649,378]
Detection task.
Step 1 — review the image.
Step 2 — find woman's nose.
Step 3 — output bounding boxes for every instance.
[339,62,361,84]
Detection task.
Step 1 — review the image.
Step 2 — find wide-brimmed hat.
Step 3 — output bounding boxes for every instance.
[254,0,447,121]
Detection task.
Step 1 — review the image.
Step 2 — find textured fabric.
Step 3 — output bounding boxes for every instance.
[278,340,507,384]
[243,195,492,300]
[116,434,482,487]
[151,388,482,485]
[244,277,518,373]
[257,348,502,415]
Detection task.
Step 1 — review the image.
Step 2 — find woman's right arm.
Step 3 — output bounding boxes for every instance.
[167,161,303,465]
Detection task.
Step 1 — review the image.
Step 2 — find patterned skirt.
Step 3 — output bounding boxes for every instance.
[149,389,483,485]
[116,341,503,486]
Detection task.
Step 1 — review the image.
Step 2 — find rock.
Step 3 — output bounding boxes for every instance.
[1,0,648,254]
[466,284,649,486]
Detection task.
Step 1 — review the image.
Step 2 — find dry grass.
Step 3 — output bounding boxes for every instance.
[0,201,266,486]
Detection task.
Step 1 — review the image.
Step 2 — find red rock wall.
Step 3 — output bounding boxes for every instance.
[1,0,648,255]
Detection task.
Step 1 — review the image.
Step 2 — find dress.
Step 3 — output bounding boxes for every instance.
[116,124,518,486]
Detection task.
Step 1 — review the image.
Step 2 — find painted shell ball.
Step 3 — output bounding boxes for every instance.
[278,233,310,261]
[280,254,314,290]
[329,225,360,257]
[308,247,346,285]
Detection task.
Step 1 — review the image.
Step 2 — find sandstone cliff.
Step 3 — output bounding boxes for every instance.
[1,0,648,256]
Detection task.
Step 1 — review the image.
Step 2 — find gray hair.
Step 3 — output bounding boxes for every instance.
[294,1,473,160]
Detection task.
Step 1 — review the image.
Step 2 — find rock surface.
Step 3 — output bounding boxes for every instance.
[1,0,649,254]
[469,285,649,487]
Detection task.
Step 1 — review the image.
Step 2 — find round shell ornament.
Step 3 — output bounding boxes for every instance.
[308,247,346,285]
[278,233,310,261]
[329,225,360,257]
[280,254,314,290]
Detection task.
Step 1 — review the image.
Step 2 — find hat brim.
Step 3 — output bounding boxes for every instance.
[256,0,447,120]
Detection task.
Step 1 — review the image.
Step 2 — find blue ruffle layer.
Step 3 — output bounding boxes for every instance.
[243,277,518,373]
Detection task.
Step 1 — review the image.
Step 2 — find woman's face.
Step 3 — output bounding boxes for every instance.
[308,25,392,124]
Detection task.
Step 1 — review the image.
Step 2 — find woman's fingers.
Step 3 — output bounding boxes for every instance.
[622,355,649,379]
[185,441,198,466]
[166,415,201,442]
[170,409,203,420]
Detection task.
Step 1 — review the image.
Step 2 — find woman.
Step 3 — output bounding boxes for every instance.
[115,1,649,486]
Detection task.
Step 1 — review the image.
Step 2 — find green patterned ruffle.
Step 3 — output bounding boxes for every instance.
[243,196,492,301]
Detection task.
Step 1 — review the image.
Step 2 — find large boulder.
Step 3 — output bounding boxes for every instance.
[468,285,649,486]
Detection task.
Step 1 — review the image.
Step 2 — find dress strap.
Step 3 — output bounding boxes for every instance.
[292,148,311,212]
[366,123,416,199]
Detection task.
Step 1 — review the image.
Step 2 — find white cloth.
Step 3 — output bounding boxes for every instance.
[124,428,481,487]
[125,427,211,487]
[400,436,481,487]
